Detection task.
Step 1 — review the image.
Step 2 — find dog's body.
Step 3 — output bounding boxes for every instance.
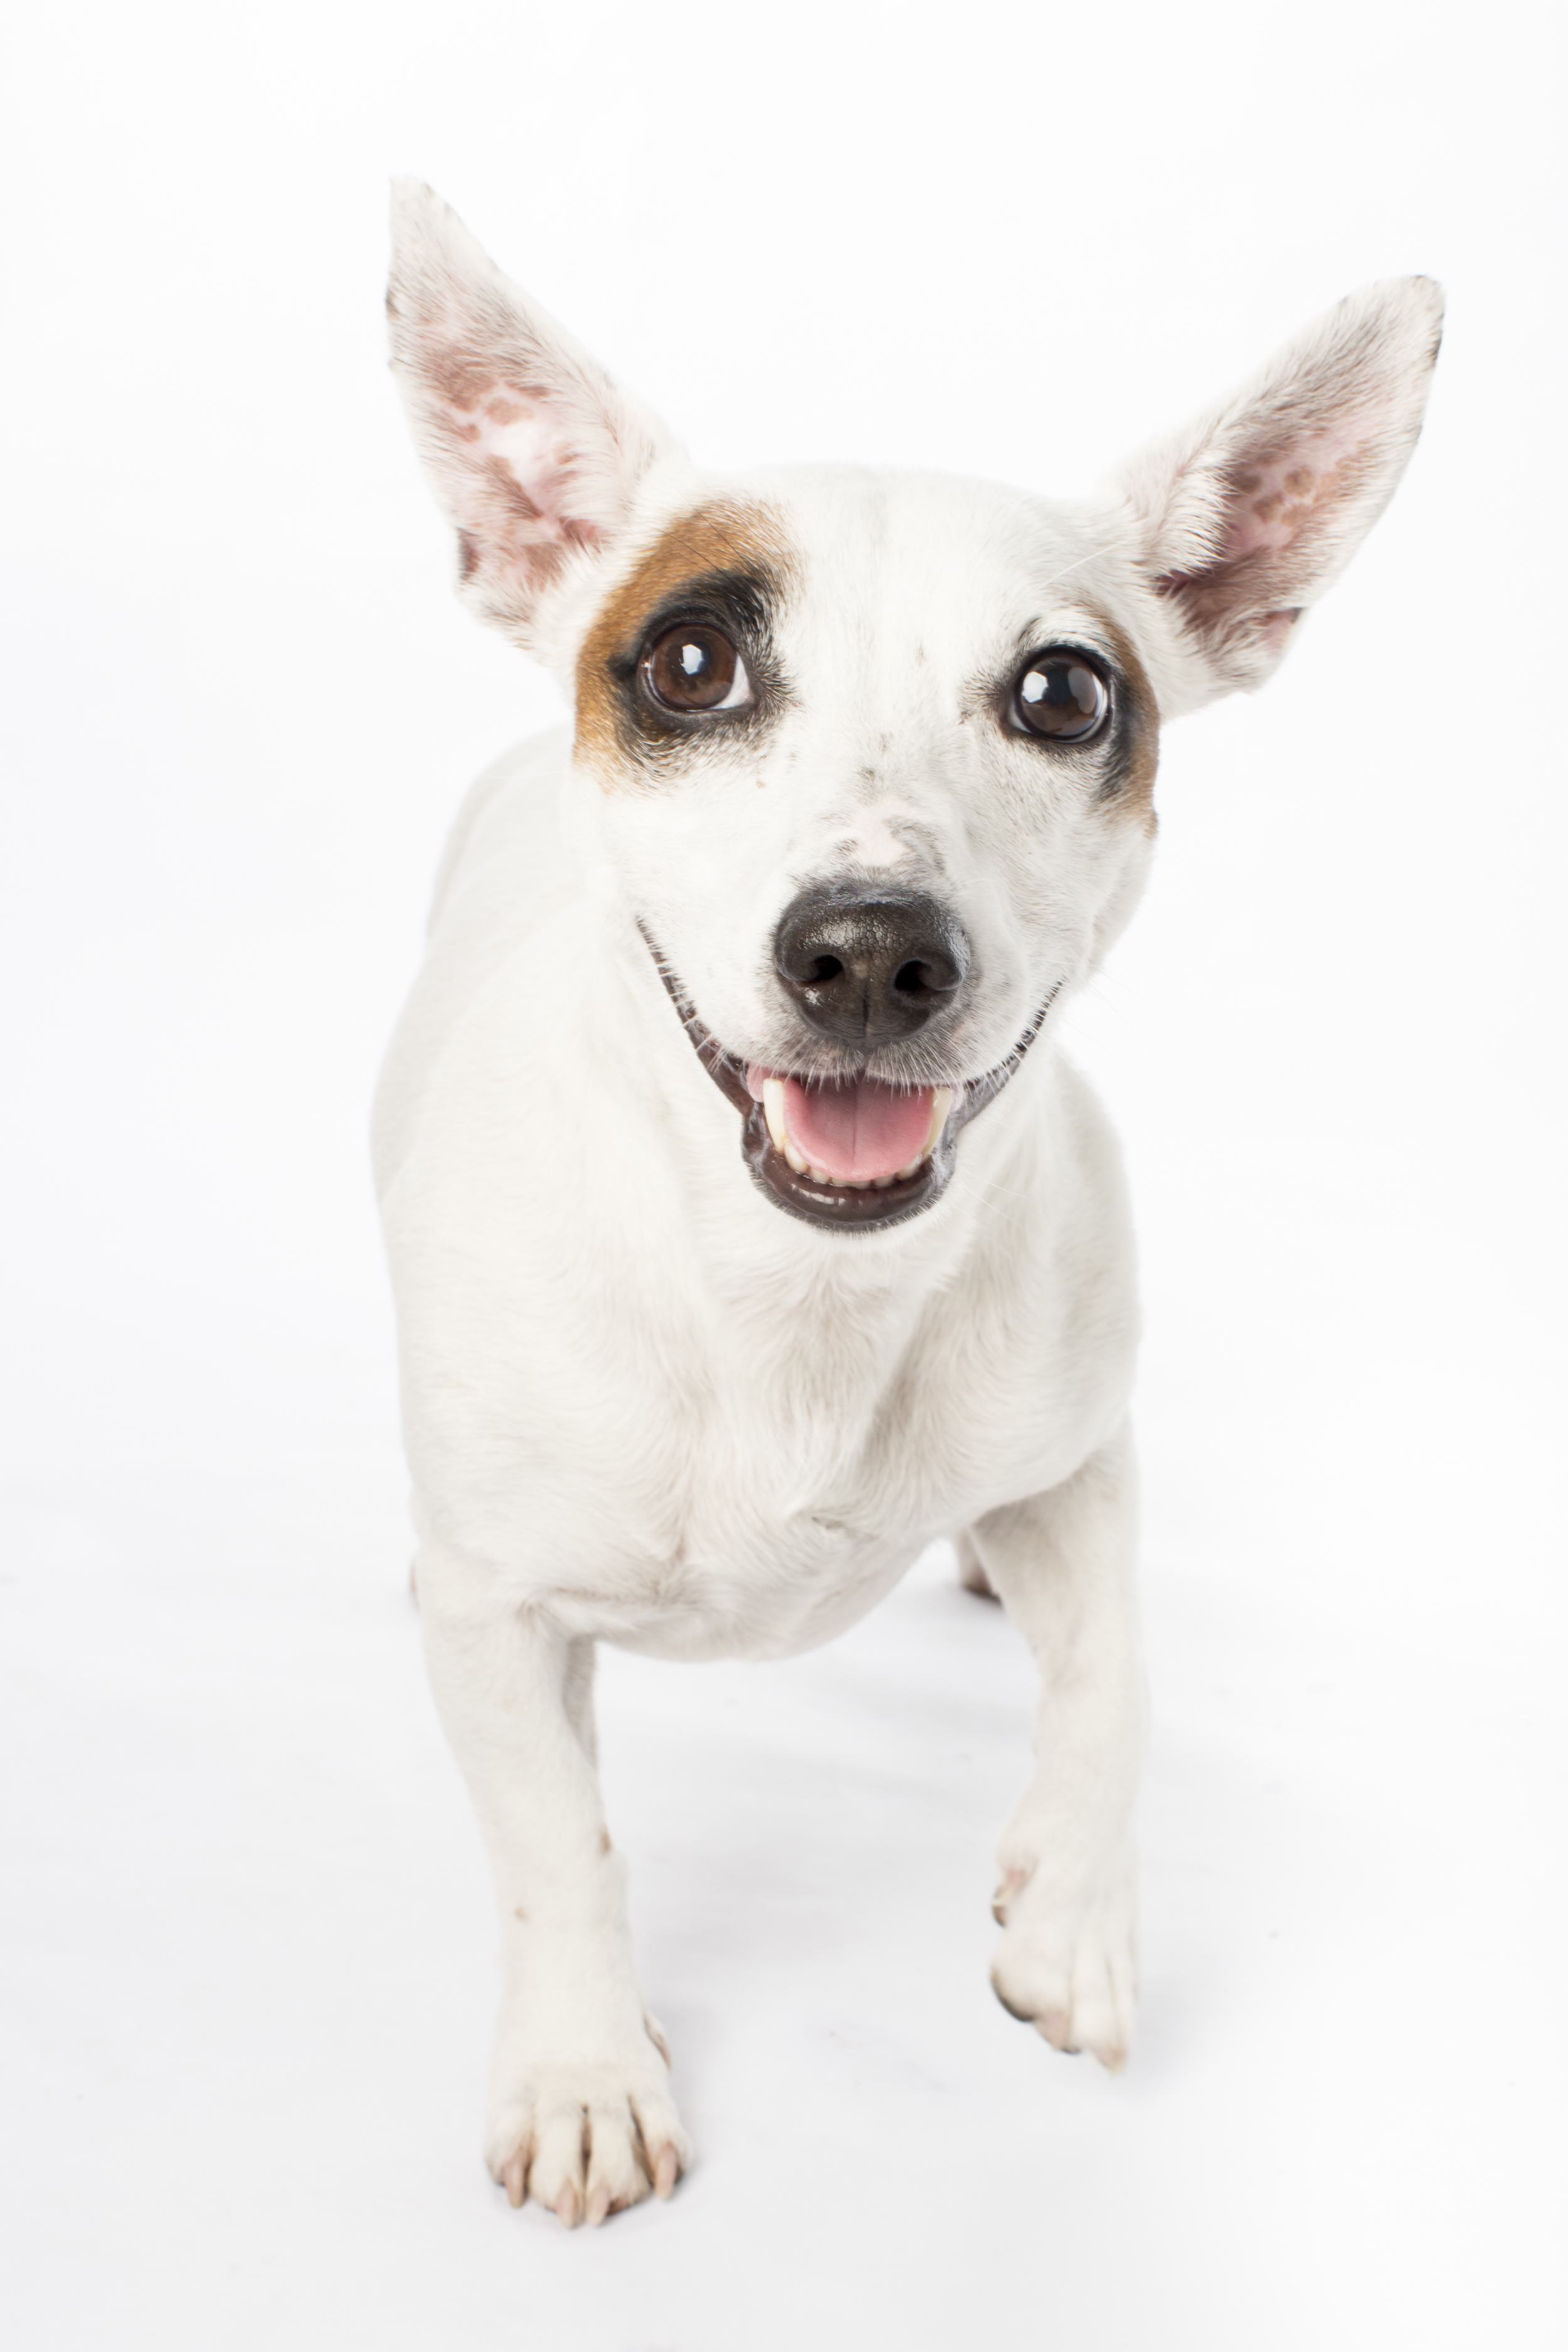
[378,186,1440,2225]
[376,721,1137,1662]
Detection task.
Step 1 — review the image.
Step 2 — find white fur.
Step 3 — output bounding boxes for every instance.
[378,183,1441,2225]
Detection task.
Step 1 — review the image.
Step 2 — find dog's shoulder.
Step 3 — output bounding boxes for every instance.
[425,726,576,945]
[373,727,580,1199]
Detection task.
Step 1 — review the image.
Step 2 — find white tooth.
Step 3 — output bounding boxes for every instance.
[894,1158,922,1181]
[923,1086,955,1159]
[783,1140,808,1175]
[873,1173,896,1189]
[762,1077,788,1153]
[808,1166,832,1186]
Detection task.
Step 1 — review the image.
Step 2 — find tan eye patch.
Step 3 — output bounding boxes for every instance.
[574,500,798,787]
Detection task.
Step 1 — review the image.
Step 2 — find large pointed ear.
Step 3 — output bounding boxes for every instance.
[386,181,684,652]
[1117,278,1443,704]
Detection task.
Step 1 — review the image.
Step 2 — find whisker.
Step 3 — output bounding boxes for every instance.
[1029,544,1108,607]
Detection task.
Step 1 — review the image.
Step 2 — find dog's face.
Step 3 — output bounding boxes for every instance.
[569,469,1162,1227]
[388,184,1441,1232]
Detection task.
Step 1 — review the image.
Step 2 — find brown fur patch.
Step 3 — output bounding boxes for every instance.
[1094,615,1161,830]
[574,499,798,787]
[426,348,515,411]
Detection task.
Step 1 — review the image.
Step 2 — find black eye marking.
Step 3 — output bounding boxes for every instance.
[1009,649,1111,745]
[612,568,784,749]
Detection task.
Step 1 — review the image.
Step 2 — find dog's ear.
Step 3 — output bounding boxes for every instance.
[387,181,683,650]
[1117,278,1443,702]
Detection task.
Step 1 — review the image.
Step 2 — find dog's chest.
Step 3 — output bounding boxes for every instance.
[524,1388,970,1659]
[462,1235,1124,1660]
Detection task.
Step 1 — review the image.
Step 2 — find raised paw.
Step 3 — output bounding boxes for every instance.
[487,2042,689,2227]
[989,1858,1137,2072]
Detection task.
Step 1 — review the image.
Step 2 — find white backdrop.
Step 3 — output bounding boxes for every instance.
[3,3,1565,2347]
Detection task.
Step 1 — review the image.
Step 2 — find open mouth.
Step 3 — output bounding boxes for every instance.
[643,929,1058,1232]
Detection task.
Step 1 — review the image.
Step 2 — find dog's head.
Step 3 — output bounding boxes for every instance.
[388,184,1441,1234]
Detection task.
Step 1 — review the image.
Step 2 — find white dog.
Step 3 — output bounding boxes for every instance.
[376,183,1441,2227]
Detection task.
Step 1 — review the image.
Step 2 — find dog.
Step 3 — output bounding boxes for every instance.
[375,181,1441,2227]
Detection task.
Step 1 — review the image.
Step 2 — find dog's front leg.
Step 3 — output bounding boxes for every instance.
[967,1424,1147,2071]
[418,1554,687,2224]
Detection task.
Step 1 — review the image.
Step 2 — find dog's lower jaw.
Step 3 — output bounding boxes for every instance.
[740,1093,957,1229]
[640,923,1062,1233]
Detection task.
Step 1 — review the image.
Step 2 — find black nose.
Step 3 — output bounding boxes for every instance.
[773,885,970,1047]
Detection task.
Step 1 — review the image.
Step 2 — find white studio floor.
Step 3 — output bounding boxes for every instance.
[3,1402,1561,2352]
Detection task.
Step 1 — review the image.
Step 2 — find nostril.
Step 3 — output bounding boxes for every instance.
[773,885,971,1045]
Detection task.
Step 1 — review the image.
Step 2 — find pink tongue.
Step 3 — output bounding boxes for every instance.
[783,1075,934,1184]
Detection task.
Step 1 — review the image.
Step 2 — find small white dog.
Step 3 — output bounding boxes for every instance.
[376,183,1441,2227]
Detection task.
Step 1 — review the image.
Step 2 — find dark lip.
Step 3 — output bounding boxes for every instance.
[640,923,1059,1233]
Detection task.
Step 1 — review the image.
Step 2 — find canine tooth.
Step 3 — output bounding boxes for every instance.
[924,1086,955,1157]
[783,1139,808,1175]
[762,1077,788,1152]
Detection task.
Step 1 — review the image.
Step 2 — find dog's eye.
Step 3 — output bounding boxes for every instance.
[641,623,753,714]
[1012,654,1110,744]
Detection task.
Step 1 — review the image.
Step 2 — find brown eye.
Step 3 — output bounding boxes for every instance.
[1013,654,1110,743]
[642,622,752,713]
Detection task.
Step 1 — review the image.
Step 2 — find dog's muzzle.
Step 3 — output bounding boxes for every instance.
[641,917,1059,1234]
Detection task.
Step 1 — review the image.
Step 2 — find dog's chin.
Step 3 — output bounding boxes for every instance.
[643,931,1058,1235]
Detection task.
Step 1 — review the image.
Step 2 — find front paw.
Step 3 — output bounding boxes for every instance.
[485,2026,689,2227]
[989,1857,1137,2072]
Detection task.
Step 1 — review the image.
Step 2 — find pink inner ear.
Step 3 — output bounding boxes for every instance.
[1222,416,1372,563]
[438,364,605,559]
